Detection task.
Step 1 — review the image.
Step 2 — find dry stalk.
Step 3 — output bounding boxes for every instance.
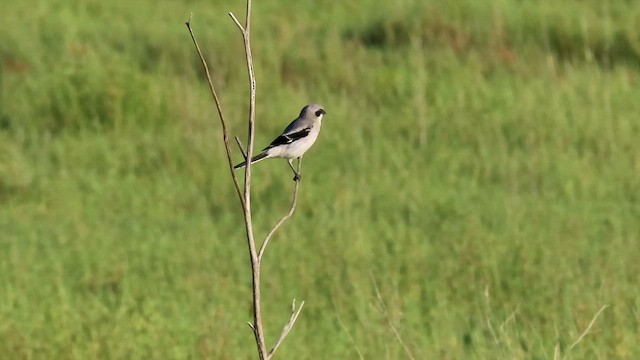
[186,3,305,358]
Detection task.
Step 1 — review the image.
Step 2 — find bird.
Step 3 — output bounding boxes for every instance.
[234,104,326,181]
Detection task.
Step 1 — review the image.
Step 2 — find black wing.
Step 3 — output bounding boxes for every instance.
[265,127,311,149]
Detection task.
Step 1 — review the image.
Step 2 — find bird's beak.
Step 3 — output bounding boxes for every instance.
[321,109,327,115]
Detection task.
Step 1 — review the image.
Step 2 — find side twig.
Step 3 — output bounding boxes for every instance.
[235,136,247,159]
[269,299,306,357]
[258,158,302,262]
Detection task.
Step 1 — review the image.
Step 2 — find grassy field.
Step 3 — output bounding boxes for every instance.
[1,0,640,358]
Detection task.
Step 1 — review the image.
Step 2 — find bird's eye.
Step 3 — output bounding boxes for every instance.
[315,109,325,117]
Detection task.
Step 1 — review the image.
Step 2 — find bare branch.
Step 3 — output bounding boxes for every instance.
[269,299,306,357]
[185,14,244,209]
[190,1,306,358]
[258,158,302,262]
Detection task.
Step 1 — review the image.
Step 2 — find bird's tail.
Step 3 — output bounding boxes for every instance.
[233,151,269,169]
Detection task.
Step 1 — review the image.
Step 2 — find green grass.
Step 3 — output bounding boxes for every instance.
[1,0,640,358]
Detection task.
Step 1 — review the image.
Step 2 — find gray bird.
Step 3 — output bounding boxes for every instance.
[234,104,326,181]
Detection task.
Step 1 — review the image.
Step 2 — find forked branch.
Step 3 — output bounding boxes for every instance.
[187,3,305,358]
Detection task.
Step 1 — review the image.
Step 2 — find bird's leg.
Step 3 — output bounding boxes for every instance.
[288,158,301,182]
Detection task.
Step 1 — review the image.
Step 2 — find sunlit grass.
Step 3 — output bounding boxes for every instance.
[1,0,639,358]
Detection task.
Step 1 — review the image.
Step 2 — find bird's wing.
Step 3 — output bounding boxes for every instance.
[265,127,312,149]
[282,115,313,135]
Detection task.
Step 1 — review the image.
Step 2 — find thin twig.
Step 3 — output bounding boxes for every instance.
[185,14,244,209]
[258,158,302,262]
[235,136,247,159]
[228,12,244,32]
[269,299,306,357]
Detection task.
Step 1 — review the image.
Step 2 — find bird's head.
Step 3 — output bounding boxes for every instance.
[301,104,326,120]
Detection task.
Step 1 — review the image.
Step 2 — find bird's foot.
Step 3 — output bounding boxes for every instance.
[293,173,301,182]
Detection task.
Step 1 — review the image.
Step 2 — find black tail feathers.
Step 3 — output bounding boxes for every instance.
[233,152,269,169]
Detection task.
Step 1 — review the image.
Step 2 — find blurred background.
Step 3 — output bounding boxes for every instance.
[1,0,639,358]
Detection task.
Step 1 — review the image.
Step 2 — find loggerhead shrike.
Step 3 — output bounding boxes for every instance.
[234,104,326,181]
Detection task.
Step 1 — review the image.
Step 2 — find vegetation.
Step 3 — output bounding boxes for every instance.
[1,0,639,358]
